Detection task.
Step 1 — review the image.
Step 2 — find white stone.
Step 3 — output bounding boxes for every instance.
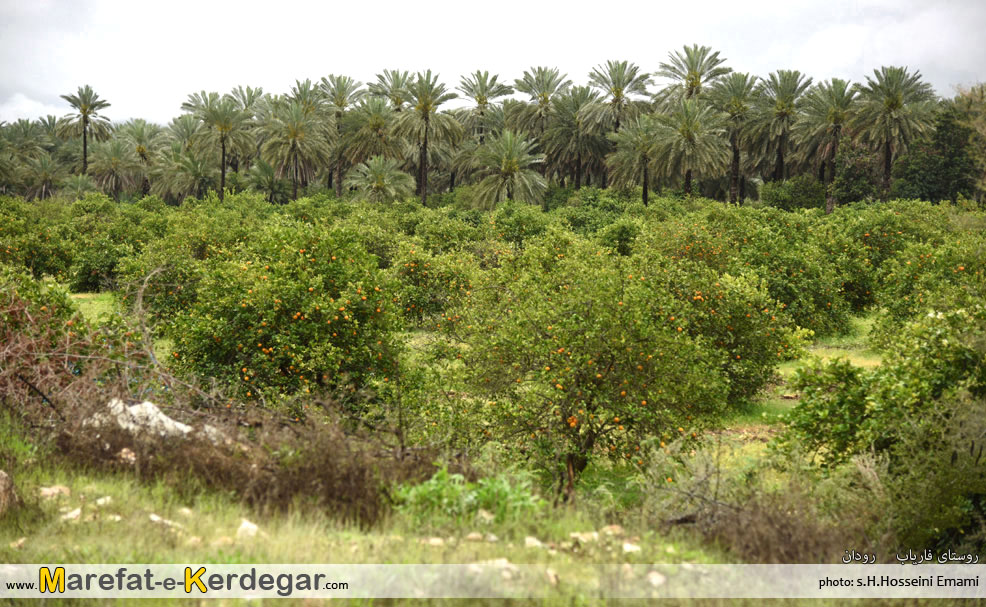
[95,496,112,506]
[39,485,71,499]
[647,570,667,588]
[524,536,543,549]
[61,508,81,521]
[600,524,624,537]
[236,518,259,539]
[465,531,483,542]
[622,542,642,553]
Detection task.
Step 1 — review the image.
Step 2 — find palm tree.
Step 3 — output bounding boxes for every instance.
[60,174,98,199]
[653,99,729,195]
[57,85,111,175]
[753,70,812,181]
[392,70,462,204]
[345,97,401,165]
[320,74,365,197]
[709,72,758,203]
[90,138,138,199]
[457,70,513,144]
[344,155,415,203]
[369,69,413,112]
[151,141,218,202]
[118,119,164,195]
[261,100,333,200]
[545,86,607,188]
[21,152,66,200]
[656,44,732,103]
[167,114,202,150]
[183,91,254,201]
[472,130,546,207]
[853,66,936,192]
[585,60,651,133]
[794,78,858,211]
[248,159,290,204]
[512,67,572,140]
[606,115,660,204]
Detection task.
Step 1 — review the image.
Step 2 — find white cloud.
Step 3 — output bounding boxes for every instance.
[0,93,66,122]
[1,0,984,124]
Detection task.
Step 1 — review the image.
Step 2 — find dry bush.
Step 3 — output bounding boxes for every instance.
[0,272,435,525]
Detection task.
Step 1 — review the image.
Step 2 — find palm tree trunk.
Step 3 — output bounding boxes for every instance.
[642,163,649,206]
[825,128,840,215]
[883,137,892,194]
[292,149,299,201]
[449,170,455,192]
[774,134,784,182]
[729,135,740,204]
[220,138,226,202]
[82,118,89,176]
[818,161,825,183]
[684,169,693,195]
[420,118,430,205]
[740,175,746,201]
[575,152,582,189]
[334,156,343,198]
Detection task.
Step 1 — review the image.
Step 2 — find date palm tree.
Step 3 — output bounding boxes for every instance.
[22,152,66,200]
[853,66,936,192]
[392,70,462,204]
[261,100,333,200]
[57,85,111,175]
[248,159,290,204]
[709,72,758,203]
[656,44,732,104]
[473,130,546,207]
[344,155,415,203]
[753,70,812,181]
[653,98,729,195]
[512,67,572,141]
[90,138,139,199]
[606,115,660,205]
[60,174,98,199]
[545,86,607,188]
[151,141,218,202]
[369,69,412,112]
[457,70,513,144]
[118,119,165,195]
[345,97,401,165]
[795,78,858,211]
[585,60,651,133]
[182,91,254,201]
[320,74,365,197]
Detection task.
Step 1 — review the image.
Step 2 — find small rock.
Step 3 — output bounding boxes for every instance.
[185,536,202,547]
[569,531,599,543]
[485,533,499,543]
[465,531,483,542]
[545,568,559,587]
[622,542,642,553]
[524,536,543,549]
[95,496,112,506]
[236,518,259,539]
[106,514,122,522]
[61,507,82,521]
[178,507,193,517]
[422,537,444,547]
[0,471,19,516]
[210,536,233,548]
[601,524,624,537]
[781,393,799,400]
[39,485,71,499]
[149,513,184,531]
[117,448,137,465]
[647,570,666,588]
[477,508,495,524]
[9,537,26,549]
[665,545,676,554]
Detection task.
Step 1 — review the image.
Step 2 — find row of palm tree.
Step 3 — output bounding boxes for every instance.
[1,45,965,208]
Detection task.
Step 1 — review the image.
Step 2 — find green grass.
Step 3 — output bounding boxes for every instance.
[70,292,117,324]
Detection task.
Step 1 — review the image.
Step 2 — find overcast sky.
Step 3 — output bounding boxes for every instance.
[1,0,984,125]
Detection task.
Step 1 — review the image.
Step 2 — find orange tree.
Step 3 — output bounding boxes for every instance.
[169,218,401,404]
[444,229,790,494]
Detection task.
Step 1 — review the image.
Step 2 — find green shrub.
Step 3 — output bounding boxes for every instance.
[449,234,730,490]
[759,175,826,211]
[170,218,401,401]
[487,201,549,246]
[389,241,477,326]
